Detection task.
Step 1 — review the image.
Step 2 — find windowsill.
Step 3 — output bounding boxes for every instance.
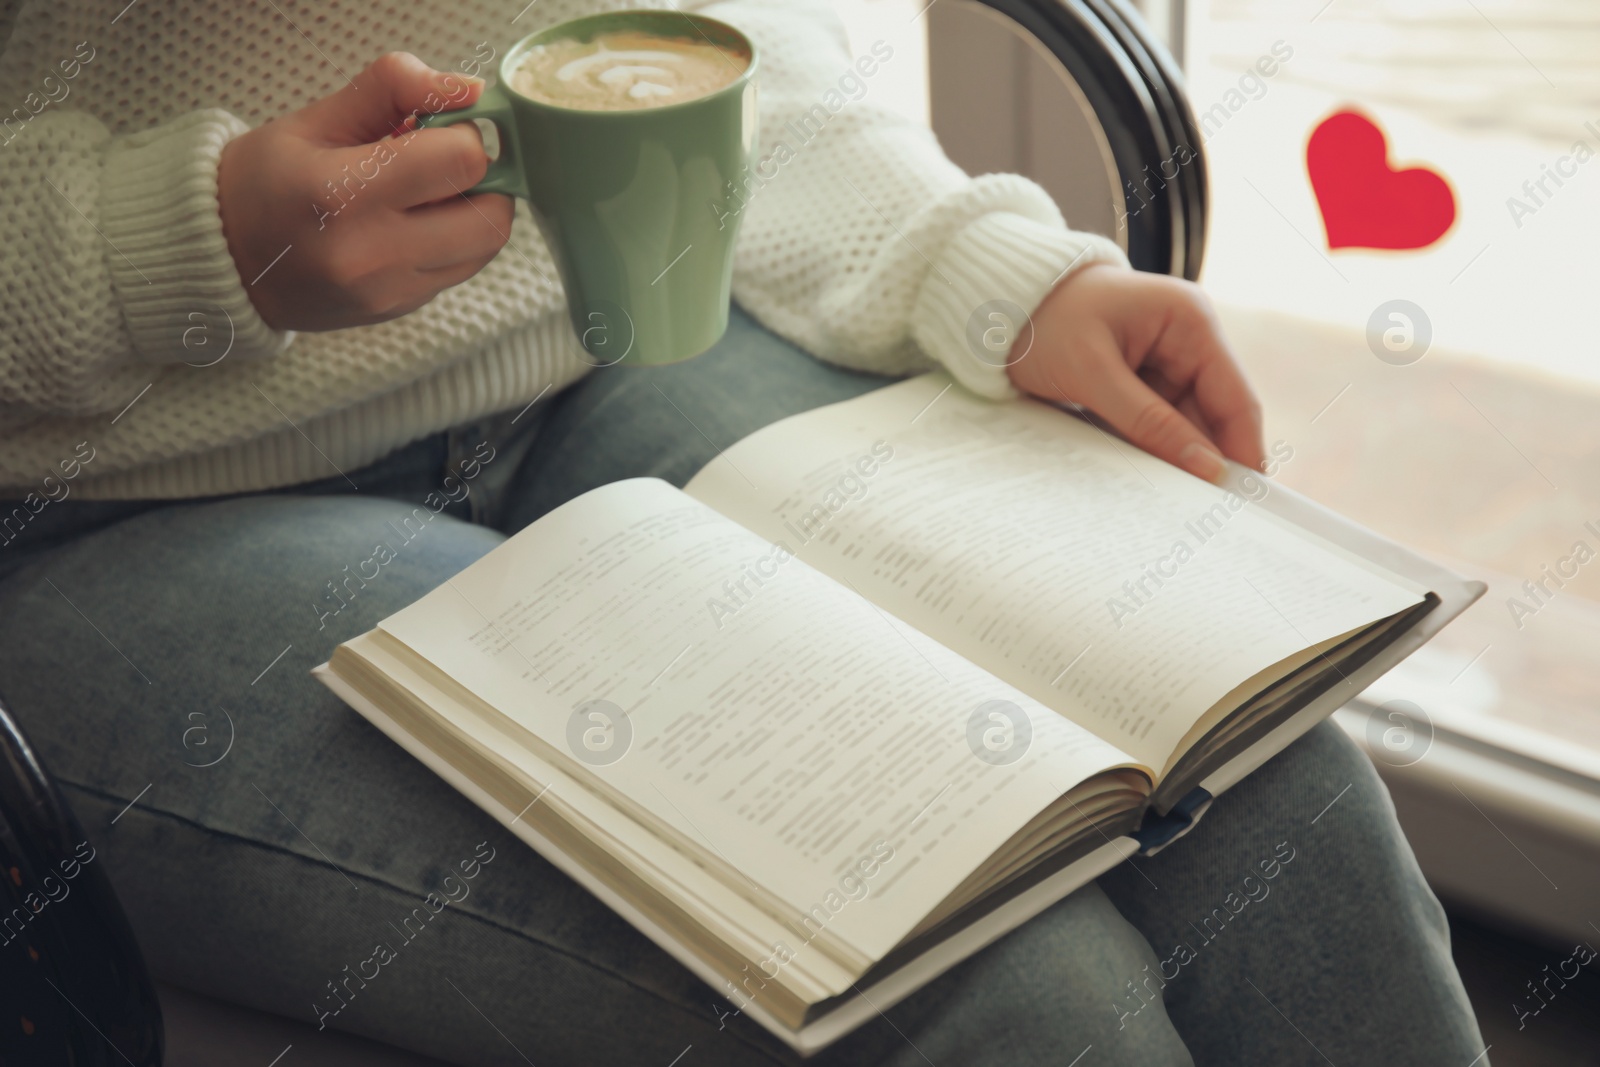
[1334,701,1600,947]
[1360,558,1600,783]
[1215,300,1600,779]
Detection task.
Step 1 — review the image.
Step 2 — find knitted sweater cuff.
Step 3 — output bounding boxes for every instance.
[912,210,1130,400]
[100,108,294,365]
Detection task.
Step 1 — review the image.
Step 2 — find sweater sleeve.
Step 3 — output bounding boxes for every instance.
[0,103,293,421]
[680,0,1130,400]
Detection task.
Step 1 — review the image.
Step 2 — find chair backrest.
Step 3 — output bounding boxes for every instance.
[0,693,163,1066]
[930,0,1208,279]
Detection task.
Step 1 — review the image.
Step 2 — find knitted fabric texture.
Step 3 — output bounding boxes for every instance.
[0,0,1127,498]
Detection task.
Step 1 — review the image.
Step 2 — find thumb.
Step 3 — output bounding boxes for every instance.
[1062,366,1229,485]
[298,52,482,145]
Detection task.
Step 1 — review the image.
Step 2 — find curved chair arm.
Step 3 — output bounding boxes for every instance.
[0,692,163,1066]
[936,0,1208,280]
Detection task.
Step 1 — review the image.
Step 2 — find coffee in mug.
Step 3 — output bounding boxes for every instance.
[510,30,750,111]
[417,10,759,367]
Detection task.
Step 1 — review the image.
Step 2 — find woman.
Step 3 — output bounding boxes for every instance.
[0,0,1484,1062]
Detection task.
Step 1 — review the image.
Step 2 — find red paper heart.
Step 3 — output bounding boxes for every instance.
[1306,110,1456,251]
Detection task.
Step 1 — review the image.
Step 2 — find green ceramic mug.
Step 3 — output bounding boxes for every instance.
[419,10,759,367]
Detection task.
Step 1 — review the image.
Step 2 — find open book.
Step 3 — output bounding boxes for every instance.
[314,374,1481,1055]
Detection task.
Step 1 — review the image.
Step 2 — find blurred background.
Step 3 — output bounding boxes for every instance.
[834,0,1600,1061]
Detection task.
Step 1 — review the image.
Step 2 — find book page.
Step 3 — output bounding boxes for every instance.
[375,478,1140,960]
[685,375,1426,773]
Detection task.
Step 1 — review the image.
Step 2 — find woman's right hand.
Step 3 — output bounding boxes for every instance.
[217,52,513,332]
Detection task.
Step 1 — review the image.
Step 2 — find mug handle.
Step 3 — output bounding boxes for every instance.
[415,84,528,199]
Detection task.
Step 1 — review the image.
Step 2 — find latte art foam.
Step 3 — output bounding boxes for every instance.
[511,31,748,111]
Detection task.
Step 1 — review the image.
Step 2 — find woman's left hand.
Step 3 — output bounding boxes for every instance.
[1006,264,1266,483]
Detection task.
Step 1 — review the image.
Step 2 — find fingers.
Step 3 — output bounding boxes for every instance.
[314,134,510,273]
[374,124,496,209]
[306,194,509,324]
[1174,393,1211,439]
[1020,266,1267,482]
[340,239,506,326]
[1189,351,1266,471]
[1138,287,1267,471]
[374,196,513,316]
[300,52,482,146]
[371,254,502,323]
[1053,355,1232,484]
[418,250,502,291]
[403,193,515,269]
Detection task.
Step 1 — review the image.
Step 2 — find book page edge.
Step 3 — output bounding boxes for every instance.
[312,660,1140,1056]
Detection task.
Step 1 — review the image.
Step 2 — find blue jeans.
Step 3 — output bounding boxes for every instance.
[0,305,1485,1065]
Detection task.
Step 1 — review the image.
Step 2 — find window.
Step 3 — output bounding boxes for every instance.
[1186,0,1600,776]
[856,0,1600,778]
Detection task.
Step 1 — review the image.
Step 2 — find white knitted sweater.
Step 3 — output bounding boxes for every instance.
[0,0,1127,499]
